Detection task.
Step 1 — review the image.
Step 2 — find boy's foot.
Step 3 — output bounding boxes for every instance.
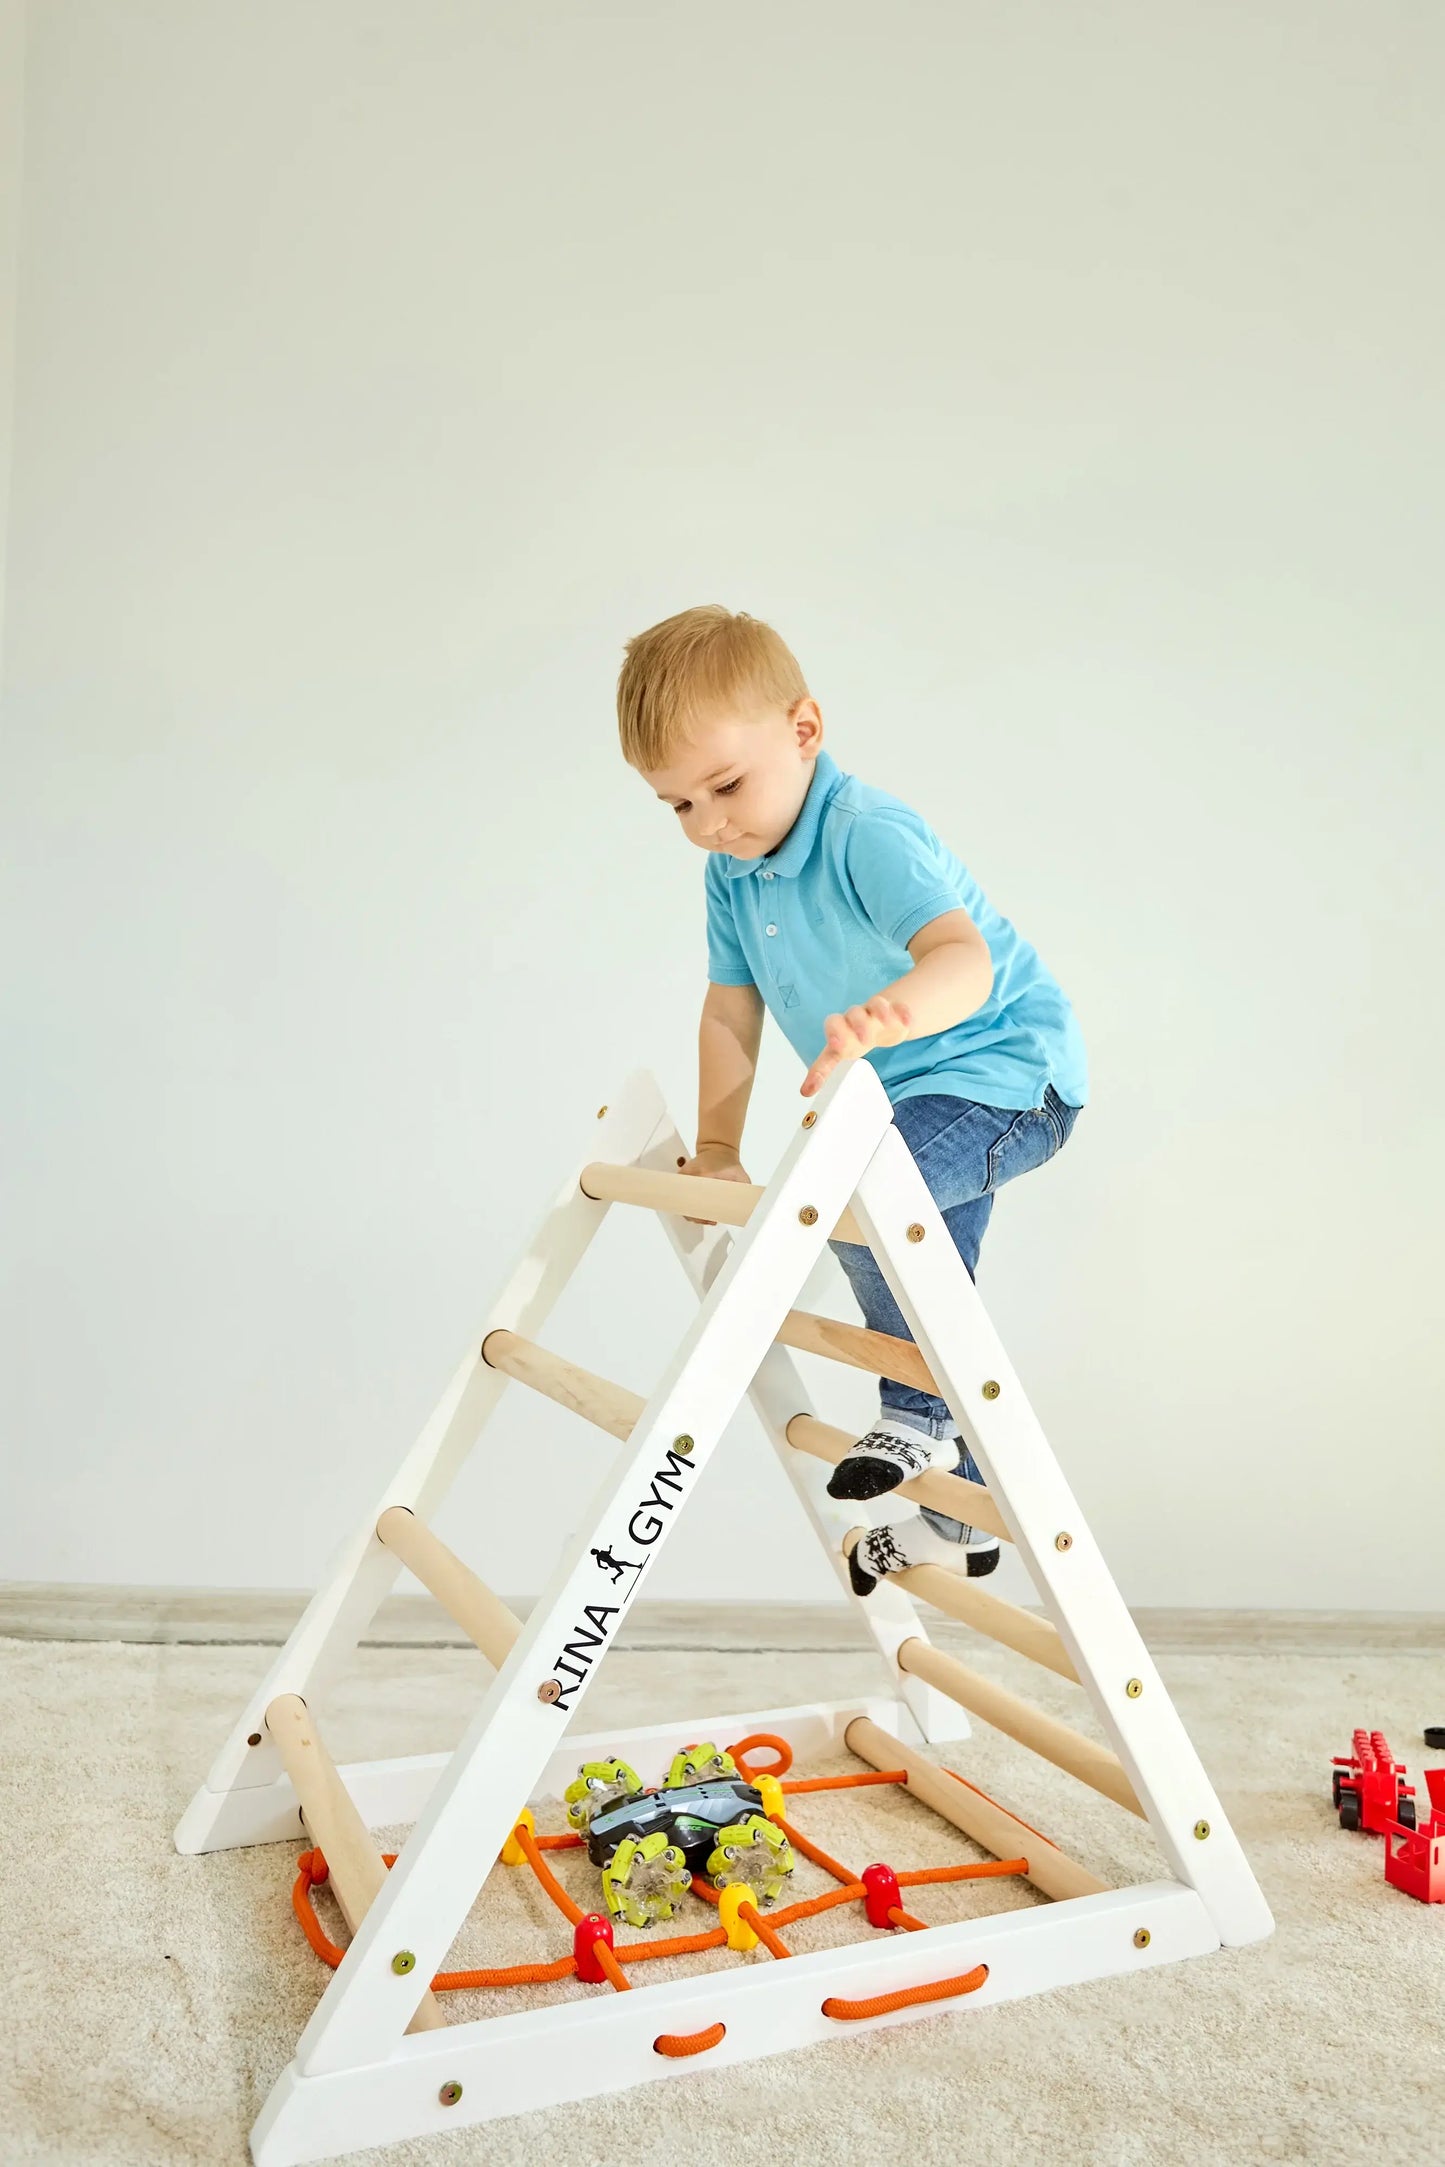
[846,1513,1001,1597]
[825,1416,961,1501]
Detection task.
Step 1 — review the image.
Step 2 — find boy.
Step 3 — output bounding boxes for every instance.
[616,606,1086,1595]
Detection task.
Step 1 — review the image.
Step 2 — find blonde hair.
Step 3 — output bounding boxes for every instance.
[616,605,810,769]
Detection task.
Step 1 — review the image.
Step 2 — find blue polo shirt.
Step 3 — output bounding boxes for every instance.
[704,748,1088,1111]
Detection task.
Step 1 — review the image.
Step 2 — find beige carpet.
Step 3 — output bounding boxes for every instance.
[2,1629,1442,2167]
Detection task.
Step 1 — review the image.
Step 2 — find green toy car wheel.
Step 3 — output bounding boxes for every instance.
[705,1813,795,1907]
[601,1829,690,1929]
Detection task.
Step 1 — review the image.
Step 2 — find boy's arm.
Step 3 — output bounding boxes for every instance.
[695,979,764,1160]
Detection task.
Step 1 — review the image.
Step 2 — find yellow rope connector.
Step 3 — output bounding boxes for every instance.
[756,1773,785,1823]
[718,1884,759,1951]
[500,1808,535,1866]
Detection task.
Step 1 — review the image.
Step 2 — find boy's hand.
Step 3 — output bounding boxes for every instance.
[800,996,913,1098]
[677,1144,752,1225]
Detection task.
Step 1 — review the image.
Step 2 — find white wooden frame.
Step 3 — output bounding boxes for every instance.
[176,1061,1273,2167]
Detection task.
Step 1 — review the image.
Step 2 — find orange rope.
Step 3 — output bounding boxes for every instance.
[513,1824,586,1925]
[594,1941,631,1993]
[726,1733,793,1782]
[889,1907,929,1930]
[783,1771,908,1793]
[775,1814,856,1888]
[738,1901,793,1959]
[822,1961,990,2021]
[898,1858,1028,1887]
[654,2021,727,2057]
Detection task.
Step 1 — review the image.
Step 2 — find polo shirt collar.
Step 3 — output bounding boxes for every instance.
[726,747,843,880]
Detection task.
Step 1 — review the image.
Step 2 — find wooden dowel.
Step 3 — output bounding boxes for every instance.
[375,1509,521,1671]
[776,1308,940,1395]
[480,1330,643,1443]
[895,1639,1144,1818]
[578,1160,866,1246]
[844,1716,1106,1903]
[784,1413,1012,1544]
[838,1534,1074,1680]
[265,1694,445,2031]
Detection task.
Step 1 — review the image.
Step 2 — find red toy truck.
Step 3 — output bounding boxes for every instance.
[1331,1730,1416,1834]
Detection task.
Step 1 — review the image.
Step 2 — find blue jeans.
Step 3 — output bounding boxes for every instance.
[828,1085,1083,1535]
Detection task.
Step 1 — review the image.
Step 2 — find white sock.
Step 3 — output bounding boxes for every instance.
[825,1414,959,1502]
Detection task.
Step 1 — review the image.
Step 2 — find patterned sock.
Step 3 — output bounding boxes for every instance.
[825,1415,960,1501]
[847,1511,1001,1597]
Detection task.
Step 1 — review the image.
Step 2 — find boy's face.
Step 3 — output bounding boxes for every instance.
[643,697,824,860]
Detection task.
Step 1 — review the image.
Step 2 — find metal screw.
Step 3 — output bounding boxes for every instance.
[596,1106,608,1119]
[801,1110,818,1128]
[906,1222,926,1243]
[246,1732,263,1747]
[1125,1678,1144,1700]
[1055,1532,1074,1552]
[439,2081,463,2107]
[981,1380,1001,1401]
[391,1950,417,1975]
[673,1434,695,1456]
[1133,1928,1151,1949]
[1193,1820,1211,1841]
[798,1205,819,1226]
[537,1679,562,1704]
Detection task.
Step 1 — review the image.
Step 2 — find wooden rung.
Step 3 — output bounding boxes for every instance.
[784,1413,1012,1543]
[375,1509,521,1671]
[895,1639,1144,1817]
[578,1160,866,1245]
[480,1330,643,1442]
[840,1535,1075,1679]
[776,1308,940,1395]
[265,1694,445,2031]
[844,1715,1106,1903]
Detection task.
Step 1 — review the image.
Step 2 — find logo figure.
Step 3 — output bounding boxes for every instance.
[591,1545,643,1584]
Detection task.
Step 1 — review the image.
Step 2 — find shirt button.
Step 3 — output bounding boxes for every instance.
[762,869,775,880]
[765,923,778,936]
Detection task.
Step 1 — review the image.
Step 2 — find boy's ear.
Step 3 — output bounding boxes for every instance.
[789,697,824,753]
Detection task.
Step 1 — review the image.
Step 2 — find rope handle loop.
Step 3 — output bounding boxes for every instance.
[822,1960,989,2021]
[654,2021,727,2057]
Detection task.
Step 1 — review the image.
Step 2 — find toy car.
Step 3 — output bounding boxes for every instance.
[561,1741,795,1929]
[1331,1729,1416,1834]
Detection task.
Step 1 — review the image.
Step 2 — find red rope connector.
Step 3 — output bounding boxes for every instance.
[861,1862,902,1929]
[573,1912,615,1984]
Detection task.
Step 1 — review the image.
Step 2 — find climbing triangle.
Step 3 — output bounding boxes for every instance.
[176,1060,1273,2166]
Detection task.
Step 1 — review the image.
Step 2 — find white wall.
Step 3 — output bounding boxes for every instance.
[2,2,1441,1610]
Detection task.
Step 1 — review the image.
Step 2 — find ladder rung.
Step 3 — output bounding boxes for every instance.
[844,1540,1076,1680]
[375,1509,521,1670]
[264,1694,445,2029]
[784,1413,1012,1543]
[895,1639,1144,1817]
[777,1308,940,1394]
[845,1714,1106,1902]
[578,1160,867,1245]
[480,1330,642,1441]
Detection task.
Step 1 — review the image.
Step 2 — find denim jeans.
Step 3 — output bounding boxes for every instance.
[828,1085,1083,1535]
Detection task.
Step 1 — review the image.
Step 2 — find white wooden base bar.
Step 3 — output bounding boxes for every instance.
[253,1880,1219,2166]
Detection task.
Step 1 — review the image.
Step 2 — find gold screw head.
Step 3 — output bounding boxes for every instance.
[391,1950,417,1975]
[981,1380,1001,1401]
[596,1105,608,1119]
[537,1679,562,1704]
[801,1109,818,1128]
[906,1222,926,1243]
[439,2081,463,2107]
[1133,1927,1151,1949]
[246,1731,262,1747]
[798,1205,819,1226]
[1193,1820,1211,1841]
[673,1434,695,1456]
[1055,1532,1074,1552]
[1125,1678,1144,1699]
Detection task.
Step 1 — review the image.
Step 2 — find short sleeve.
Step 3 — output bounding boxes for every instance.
[844,811,964,949]
[703,856,755,985]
